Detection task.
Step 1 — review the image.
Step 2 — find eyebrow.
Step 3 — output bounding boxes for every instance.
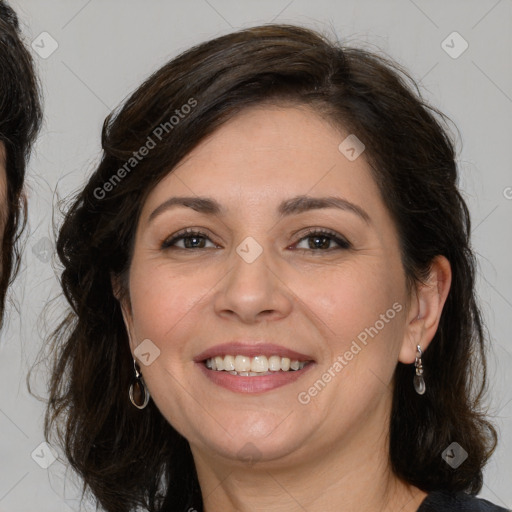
[148,194,370,224]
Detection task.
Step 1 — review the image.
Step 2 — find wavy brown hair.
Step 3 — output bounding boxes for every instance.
[39,24,497,512]
[0,0,42,325]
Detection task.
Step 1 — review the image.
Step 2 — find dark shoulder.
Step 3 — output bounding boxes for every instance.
[417,490,510,512]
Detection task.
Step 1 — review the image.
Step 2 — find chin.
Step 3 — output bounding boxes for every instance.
[185,411,313,466]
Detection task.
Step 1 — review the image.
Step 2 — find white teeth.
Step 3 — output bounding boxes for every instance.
[214,356,224,371]
[223,355,235,371]
[228,370,273,376]
[204,354,310,374]
[268,355,281,371]
[234,355,251,372]
[251,355,268,373]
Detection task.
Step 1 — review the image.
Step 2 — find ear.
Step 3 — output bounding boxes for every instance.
[111,272,136,353]
[398,255,452,364]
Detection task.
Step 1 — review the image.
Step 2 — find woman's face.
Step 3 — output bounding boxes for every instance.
[121,105,418,468]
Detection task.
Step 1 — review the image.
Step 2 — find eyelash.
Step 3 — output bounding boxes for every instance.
[161,228,351,252]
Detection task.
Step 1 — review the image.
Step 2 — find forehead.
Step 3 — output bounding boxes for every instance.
[142,105,380,212]
[177,105,344,168]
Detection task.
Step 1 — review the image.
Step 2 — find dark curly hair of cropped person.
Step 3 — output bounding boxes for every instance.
[0,0,42,325]
[39,24,497,512]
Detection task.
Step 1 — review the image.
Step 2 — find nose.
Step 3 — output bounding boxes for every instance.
[213,240,294,324]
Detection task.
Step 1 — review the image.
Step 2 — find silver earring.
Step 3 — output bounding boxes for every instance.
[129,359,150,409]
[413,344,426,395]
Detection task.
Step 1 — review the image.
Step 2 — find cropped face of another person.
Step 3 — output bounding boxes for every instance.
[0,143,6,249]
[0,1,42,324]
[119,104,450,508]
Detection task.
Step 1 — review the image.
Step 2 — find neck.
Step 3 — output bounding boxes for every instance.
[191,394,427,512]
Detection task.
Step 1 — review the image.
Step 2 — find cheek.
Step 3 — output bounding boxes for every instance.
[299,260,404,342]
[127,259,210,345]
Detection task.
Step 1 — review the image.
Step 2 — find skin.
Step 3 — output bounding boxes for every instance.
[0,142,7,273]
[118,105,451,512]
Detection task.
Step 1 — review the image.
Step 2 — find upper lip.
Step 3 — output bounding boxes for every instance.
[194,342,314,362]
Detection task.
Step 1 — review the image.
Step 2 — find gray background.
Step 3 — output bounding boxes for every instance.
[0,1,510,510]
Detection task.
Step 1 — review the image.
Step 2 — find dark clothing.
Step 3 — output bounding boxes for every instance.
[417,491,510,511]
[175,490,510,511]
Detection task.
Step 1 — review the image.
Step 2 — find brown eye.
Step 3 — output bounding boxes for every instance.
[294,229,351,251]
[161,230,217,250]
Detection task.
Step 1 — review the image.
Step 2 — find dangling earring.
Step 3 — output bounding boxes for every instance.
[413,344,426,395]
[129,359,150,409]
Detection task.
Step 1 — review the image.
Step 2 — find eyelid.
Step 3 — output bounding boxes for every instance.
[292,227,351,250]
[161,228,217,249]
[161,227,351,252]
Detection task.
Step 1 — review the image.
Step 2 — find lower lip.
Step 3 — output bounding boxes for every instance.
[197,362,315,393]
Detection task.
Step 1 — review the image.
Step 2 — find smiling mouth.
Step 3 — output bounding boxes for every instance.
[204,354,312,376]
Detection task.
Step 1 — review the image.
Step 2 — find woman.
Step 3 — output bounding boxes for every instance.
[44,24,508,511]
